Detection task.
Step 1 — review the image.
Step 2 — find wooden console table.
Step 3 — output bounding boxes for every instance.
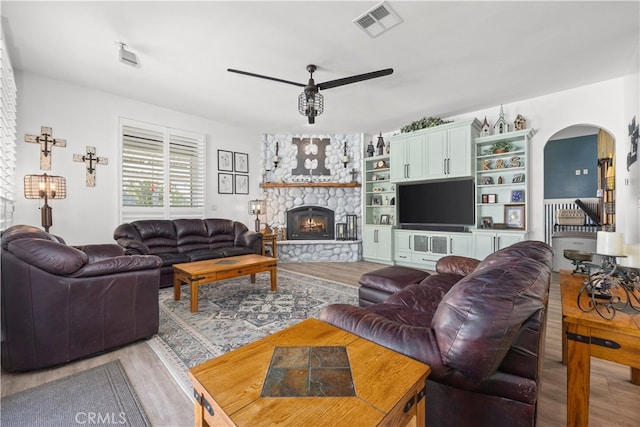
[560,270,640,427]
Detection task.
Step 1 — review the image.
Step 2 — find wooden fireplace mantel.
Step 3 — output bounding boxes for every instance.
[260,182,360,188]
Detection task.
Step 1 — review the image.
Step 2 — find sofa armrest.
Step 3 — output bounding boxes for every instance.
[74,244,125,262]
[115,238,150,255]
[435,255,480,277]
[319,304,446,374]
[8,238,88,275]
[70,255,162,278]
[235,230,263,254]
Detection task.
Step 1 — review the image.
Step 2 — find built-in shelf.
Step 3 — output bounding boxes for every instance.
[260,182,360,188]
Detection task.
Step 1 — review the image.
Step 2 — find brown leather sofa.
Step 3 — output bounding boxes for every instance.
[1,224,162,372]
[320,241,552,427]
[113,218,262,288]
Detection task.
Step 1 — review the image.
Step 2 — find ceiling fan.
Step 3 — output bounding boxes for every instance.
[227,64,394,124]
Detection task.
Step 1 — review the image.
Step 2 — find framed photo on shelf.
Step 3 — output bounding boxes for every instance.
[481,176,493,185]
[372,195,382,205]
[481,194,489,204]
[234,152,249,173]
[487,194,497,204]
[218,173,233,194]
[512,173,525,183]
[481,216,493,228]
[218,150,233,172]
[504,204,525,229]
[234,174,249,194]
[510,189,525,203]
[380,214,390,225]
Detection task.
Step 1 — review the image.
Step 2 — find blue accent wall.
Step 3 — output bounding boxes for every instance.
[544,135,597,198]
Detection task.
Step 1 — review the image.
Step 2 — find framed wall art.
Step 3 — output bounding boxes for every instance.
[234,174,249,194]
[218,150,233,172]
[218,173,233,194]
[504,204,525,229]
[234,152,249,173]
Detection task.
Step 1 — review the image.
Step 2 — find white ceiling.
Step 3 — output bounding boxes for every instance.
[2,1,639,134]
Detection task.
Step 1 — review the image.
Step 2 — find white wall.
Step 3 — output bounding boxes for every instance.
[14,72,262,245]
[445,75,639,245]
[14,72,640,247]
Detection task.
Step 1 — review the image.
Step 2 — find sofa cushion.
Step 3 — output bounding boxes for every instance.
[156,252,190,266]
[432,256,550,382]
[218,247,255,257]
[175,219,210,252]
[359,266,430,294]
[185,249,226,262]
[132,220,177,254]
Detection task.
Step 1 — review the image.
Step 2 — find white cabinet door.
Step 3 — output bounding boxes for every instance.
[425,131,447,179]
[363,226,393,262]
[496,232,525,251]
[449,234,472,256]
[389,139,408,182]
[406,135,425,180]
[473,231,498,259]
[362,226,378,259]
[447,126,472,178]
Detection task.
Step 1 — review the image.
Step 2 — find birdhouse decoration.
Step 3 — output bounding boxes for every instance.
[494,105,510,134]
[481,117,491,136]
[514,114,526,131]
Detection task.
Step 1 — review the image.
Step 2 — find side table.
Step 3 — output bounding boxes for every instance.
[560,270,640,427]
[261,233,277,258]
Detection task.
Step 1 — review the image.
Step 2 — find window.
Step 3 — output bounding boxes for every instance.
[0,34,17,231]
[119,119,205,222]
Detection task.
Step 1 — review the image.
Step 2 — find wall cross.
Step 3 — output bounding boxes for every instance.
[25,126,67,170]
[73,146,108,187]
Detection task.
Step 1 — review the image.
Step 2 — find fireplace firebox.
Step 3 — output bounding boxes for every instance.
[286,206,335,240]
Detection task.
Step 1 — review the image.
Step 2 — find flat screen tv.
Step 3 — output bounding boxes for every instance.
[398,179,475,228]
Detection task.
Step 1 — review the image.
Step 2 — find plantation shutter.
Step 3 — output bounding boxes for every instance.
[0,33,17,231]
[169,132,205,210]
[119,119,205,222]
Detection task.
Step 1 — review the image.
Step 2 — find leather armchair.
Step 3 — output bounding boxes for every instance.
[320,241,552,427]
[1,225,163,372]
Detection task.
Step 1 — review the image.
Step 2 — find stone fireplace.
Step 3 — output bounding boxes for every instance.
[287,206,334,240]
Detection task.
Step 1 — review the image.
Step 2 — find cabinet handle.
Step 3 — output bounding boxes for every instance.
[493,236,496,252]
[450,237,453,254]
[496,236,500,250]
[447,158,450,174]
[427,237,431,252]
[409,236,412,250]
[405,164,409,179]
[443,158,446,175]
[374,229,378,243]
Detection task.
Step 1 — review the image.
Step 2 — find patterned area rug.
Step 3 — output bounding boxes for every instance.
[147,268,358,395]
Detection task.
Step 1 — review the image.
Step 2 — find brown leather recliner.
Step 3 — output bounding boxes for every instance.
[320,241,552,427]
[1,224,163,372]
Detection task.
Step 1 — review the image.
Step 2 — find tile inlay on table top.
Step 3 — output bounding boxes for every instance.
[261,346,355,397]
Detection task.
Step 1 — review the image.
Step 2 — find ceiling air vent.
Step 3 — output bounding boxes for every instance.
[353,1,403,38]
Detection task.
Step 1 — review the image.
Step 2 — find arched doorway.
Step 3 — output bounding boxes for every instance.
[543,124,615,271]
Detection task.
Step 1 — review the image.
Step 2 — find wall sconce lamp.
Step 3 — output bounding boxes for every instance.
[341,141,350,168]
[24,173,67,232]
[248,199,267,232]
[272,141,281,168]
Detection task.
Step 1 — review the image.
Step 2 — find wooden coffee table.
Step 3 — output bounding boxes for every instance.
[173,254,277,313]
[189,318,430,427]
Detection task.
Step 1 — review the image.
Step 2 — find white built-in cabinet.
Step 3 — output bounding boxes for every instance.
[362,154,394,263]
[472,231,526,260]
[471,128,532,259]
[394,230,472,269]
[363,226,393,263]
[390,119,481,183]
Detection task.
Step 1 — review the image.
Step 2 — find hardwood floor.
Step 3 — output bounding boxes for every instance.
[2,262,638,427]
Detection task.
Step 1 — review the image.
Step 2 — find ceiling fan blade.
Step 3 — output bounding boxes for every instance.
[317,68,394,90]
[227,68,306,88]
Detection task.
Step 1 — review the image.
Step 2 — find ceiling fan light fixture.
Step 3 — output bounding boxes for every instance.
[298,92,324,123]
